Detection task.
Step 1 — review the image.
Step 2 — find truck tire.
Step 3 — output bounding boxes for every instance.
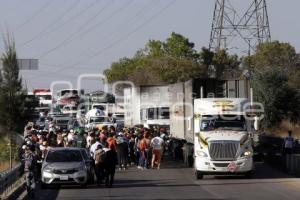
[244,171,254,179]
[188,155,194,168]
[196,171,204,180]
[41,183,48,189]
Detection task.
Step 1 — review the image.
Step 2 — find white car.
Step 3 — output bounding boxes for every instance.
[41,148,93,188]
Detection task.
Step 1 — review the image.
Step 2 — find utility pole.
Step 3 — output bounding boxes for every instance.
[209,0,271,55]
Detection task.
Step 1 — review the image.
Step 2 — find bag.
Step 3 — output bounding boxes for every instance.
[94,150,105,164]
[24,154,35,172]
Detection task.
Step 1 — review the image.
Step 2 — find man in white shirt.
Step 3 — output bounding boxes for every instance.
[283,130,295,172]
[90,138,103,158]
[151,133,164,170]
[283,131,295,154]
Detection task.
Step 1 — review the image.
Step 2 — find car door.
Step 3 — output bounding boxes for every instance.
[80,149,94,183]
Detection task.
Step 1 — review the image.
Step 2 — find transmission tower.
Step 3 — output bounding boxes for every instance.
[209,0,271,55]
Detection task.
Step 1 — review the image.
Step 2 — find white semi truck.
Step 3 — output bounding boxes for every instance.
[168,79,259,179]
[193,98,258,179]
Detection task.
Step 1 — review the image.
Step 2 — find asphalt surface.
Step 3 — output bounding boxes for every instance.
[33,160,300,200]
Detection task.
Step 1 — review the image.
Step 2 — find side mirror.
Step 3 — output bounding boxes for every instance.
[85,159,92,165]
[254,116,259,131]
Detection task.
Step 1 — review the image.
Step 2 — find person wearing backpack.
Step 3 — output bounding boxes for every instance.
[22,145,37,199]
[94,144,105,186]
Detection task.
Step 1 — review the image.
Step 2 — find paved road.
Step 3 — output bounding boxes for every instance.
[34,160,300,200]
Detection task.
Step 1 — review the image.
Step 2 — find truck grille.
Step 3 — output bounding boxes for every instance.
[209,141,239,161]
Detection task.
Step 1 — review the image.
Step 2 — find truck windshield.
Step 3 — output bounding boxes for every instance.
[89,117,109,123]
[200,115,246,131]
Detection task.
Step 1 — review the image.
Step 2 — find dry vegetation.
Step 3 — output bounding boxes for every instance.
[267,121,300,138]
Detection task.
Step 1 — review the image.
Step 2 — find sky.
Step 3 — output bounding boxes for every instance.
[0,0,299,92]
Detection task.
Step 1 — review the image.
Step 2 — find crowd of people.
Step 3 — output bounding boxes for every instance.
[20,121,170,194]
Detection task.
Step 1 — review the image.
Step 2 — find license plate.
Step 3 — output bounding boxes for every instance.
[59,175,68,180]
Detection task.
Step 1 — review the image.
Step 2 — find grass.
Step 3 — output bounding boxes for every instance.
[0,160,19,173]
[0,132,20,173]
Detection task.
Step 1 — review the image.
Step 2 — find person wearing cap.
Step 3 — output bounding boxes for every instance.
[22,145,37,198]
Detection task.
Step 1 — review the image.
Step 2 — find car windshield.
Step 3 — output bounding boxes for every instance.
[46,150,83,162]
[89,117,110,123]
[61,90,78,96]
[200,115,246,131]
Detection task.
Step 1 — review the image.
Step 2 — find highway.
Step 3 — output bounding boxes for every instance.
[34,160,300,200]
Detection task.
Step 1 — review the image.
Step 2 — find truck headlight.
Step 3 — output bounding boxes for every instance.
[241,151,252,157]
[196,150,208,157]
[43,171,53,178]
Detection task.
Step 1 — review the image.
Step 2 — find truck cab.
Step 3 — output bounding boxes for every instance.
[193,98,257,179]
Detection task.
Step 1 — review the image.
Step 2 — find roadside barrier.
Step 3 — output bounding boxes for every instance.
[0,164,24,200]
[286,154,300,176]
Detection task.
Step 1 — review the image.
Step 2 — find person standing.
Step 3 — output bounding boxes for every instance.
[283,130,295,171]
[103,143,118,188]
[94,144,105,186]
[22,146,37,199]
[151,133,164,170]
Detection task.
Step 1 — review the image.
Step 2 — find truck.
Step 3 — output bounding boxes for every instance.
[168,79,259,179]
[124,85,170,130]
[193,98,257,179]
[54,89,84,108]
[84,109,116,131]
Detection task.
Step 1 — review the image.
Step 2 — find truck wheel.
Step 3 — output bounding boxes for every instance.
[41,183,48,189]
[81,183,88,188]
[244,171,254,179]
[188,155,194,168]
[196,171,204,180]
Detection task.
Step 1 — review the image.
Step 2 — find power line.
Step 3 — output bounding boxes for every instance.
[18,0,81,48]
[13,0,53,32]
[17,0,101,48]
[64,0,177,71]
[36,0,134,59]
[44,0,160,68]
[33,0,120,58]
[28,0,177,80]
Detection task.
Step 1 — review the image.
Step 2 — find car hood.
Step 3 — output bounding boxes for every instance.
[44,162,83,170]
[200,130,248,143]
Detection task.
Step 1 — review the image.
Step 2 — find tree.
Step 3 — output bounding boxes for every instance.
[104,32,206,85]
[252,68,300,128]
[288,68,300,90]
[0,35,25,131]
[246,41,300,128]
[245,41,297,72]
